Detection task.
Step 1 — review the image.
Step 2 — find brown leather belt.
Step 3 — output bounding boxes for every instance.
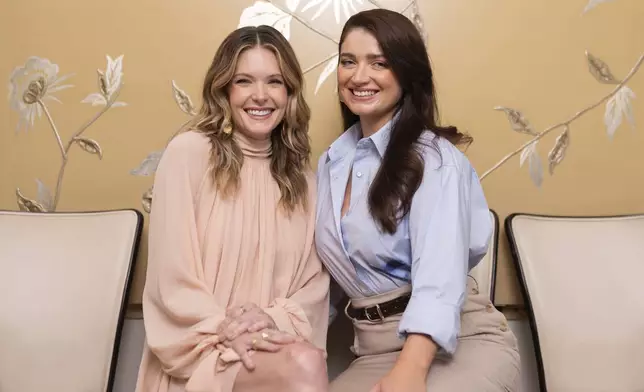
[345,293,411,322]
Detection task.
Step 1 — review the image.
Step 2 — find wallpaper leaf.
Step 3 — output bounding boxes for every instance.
[81,92,109,106]
[104,55,124,98]
[586,50,620,84]
[131,151,164,177]
[172,80,196,115]
[301,0,362,23]
[315,54,339,94]
[15,188,47,213]
[239,1,293,40]
[286,0,300,11]
[73,137,104,159]
[583,0,616,14]
[142,187,153,213]
[520,141,543,187]
[36,179,53,212]
[494,106,538,135]
[547,126,570,175]
[604,85,636,139]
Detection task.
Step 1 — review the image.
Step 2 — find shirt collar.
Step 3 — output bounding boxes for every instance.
[327,112,400,163]
[327,122,361,163]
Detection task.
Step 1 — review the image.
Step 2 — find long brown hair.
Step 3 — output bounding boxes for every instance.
[338,9,473,233]
[191,26,311,211]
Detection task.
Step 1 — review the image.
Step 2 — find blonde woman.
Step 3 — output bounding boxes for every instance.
[135,26,330,392]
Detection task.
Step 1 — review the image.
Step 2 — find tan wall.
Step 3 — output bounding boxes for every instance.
[1,0,642,307]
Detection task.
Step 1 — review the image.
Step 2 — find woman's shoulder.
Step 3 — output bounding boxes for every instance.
[417,130,473,173]
[158,130,212,171]
[165,130,211,156]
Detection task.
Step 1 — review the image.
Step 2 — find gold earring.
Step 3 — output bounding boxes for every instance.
[222,119,233,135]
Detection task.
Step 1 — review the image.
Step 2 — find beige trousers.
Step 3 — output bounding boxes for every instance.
[330,280,521,391]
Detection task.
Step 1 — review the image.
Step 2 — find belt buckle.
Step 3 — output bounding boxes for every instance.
[365,303,385,322]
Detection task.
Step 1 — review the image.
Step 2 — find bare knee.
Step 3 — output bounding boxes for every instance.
[233,342,327,392]
[283,341,327,385]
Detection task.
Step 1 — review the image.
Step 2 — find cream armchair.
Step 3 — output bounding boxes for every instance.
[506,213,644,392]
[0,209,143,392]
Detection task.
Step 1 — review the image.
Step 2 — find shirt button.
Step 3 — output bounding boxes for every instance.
[356,172,363,178]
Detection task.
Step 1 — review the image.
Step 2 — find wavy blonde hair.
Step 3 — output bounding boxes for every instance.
[190,25,312,212]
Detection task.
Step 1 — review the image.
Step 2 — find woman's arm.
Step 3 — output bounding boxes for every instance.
[396,157,492,375]
[142,132,229,381]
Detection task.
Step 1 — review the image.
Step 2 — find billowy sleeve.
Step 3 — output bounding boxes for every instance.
[142,132,228,383]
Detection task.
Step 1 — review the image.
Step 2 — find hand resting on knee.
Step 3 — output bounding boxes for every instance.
[221,328,301,370]
[219,303,278,341]
[218,302,304,370]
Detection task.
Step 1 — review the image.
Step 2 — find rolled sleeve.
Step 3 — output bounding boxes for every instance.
[398,162,477,355]
[399,296,461,353]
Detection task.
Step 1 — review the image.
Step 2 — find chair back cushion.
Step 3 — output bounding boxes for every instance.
[0,210,142,392]
[506,213,644,391]
[468,209,499,301]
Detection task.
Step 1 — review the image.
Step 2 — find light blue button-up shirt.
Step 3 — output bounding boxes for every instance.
[315,118,492,354]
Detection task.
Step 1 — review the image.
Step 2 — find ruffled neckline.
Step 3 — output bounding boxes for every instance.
[233,131,272,159]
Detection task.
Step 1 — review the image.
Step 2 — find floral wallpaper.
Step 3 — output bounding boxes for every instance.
[9,55,126,212]
[6,0,641,213]
[132,0,641,212]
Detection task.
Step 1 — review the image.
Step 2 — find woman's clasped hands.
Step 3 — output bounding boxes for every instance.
[217,303,301,370]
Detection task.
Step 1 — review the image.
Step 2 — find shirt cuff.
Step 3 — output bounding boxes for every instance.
[397,295,460,355]
[262,299,313,340]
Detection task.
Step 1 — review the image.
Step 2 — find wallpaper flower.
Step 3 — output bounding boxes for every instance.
[8,55,127,212]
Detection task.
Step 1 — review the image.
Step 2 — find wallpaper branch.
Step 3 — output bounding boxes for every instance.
[38,99,66,157]
[9,55,127,212]
[481,52,642,184]
[478,0,640,186]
